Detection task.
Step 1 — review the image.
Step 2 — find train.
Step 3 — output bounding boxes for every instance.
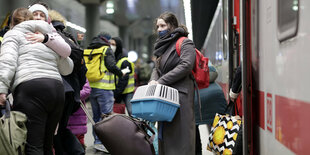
[202,0,309,154]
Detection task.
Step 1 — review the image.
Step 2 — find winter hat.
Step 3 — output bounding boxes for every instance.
[28,4,48,21]
[98,32,111,41]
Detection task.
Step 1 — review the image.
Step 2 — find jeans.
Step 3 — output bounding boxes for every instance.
[90,88,114,144]
[124,93,134,115]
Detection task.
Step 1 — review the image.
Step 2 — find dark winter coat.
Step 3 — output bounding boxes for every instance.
[113,37,133,99]
[52,21,87,112]
[150,27,196,155]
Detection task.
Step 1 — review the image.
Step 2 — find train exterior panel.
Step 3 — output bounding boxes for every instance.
[257,0,310,154]
[203,0,310,154]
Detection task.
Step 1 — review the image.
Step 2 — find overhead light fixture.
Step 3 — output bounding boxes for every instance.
[106,1,114,14]
[106,1,114,8]
[106,8,114,14]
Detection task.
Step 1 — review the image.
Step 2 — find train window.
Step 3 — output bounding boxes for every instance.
[277,0,299,42]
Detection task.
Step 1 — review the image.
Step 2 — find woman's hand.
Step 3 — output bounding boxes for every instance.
[25,32,45,43]
[0,93,6,106]
[148,80,159,85]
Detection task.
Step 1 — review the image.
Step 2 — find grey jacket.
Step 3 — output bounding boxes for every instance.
[0,20,73,94]
[151,38,196,155]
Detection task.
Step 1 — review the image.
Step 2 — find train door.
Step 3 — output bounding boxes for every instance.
[240,0,254,154]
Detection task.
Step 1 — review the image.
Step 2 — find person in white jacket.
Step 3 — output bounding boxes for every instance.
[0,8,73,155]
[26,3,71,58]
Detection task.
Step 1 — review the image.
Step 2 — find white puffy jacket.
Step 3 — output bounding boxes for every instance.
[0,20,73,94]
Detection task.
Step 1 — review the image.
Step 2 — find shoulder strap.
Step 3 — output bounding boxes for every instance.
[175,37,187,56]
[192,76,203,121]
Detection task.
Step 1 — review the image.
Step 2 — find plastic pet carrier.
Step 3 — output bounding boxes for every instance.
[130,84,180,122]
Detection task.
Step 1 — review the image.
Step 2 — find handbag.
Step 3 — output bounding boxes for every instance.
[0,100,27,155]
[207,113,243,154]
[80,102,155,155]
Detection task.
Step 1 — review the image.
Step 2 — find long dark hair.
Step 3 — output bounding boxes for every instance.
[153,12,188,35]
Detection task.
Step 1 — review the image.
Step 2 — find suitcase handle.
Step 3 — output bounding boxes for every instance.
[122,115,156,144]
[80,101,96,126]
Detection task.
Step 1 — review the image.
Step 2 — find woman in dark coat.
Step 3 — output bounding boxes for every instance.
[149,12,196,155]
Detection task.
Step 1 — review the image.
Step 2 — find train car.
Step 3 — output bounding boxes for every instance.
[202,0,310,154]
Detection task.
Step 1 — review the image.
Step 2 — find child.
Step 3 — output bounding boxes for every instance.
[67,80,91,148]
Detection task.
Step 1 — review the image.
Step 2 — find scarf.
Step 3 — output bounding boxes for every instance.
[153,27,188,57]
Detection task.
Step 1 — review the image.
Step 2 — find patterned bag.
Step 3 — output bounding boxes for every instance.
[207,113,243,155]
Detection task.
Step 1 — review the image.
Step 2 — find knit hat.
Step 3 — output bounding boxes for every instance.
[97,32,111,41]
[28,4,48,21]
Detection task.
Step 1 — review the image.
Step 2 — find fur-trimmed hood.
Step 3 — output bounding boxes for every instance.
[49,10,66,25]
[49,10,67,31]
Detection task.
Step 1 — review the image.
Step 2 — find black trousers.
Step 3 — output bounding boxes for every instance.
[13,78,65,155]
[53,93,85,155]
[195,125,202,155]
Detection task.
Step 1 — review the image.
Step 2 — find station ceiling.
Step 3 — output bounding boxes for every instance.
[77,0,218,49]
[77,0,184,36]
[0,0,218,51]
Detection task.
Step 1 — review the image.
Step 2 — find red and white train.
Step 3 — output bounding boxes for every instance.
[202,0,309,154]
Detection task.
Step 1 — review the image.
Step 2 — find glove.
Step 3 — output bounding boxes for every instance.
[148,80,158,85]
[229,89,239,101]
[121,66,130,75]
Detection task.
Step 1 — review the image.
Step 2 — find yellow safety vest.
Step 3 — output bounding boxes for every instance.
[116,57,135,94]
[86,46,116,90]
[0,36,3,43]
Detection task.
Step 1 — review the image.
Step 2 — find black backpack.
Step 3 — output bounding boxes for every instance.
[58,31,84,73]
[58,31,87,113]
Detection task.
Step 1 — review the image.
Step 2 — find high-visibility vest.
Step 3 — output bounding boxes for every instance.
[0,36,3,42]
[86,46,116,90]
[116,57,135,94]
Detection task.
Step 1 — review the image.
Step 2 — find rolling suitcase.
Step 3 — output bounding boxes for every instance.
[80,102,155,155]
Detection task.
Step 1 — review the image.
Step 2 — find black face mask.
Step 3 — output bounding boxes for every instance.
[158,30,169,37]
